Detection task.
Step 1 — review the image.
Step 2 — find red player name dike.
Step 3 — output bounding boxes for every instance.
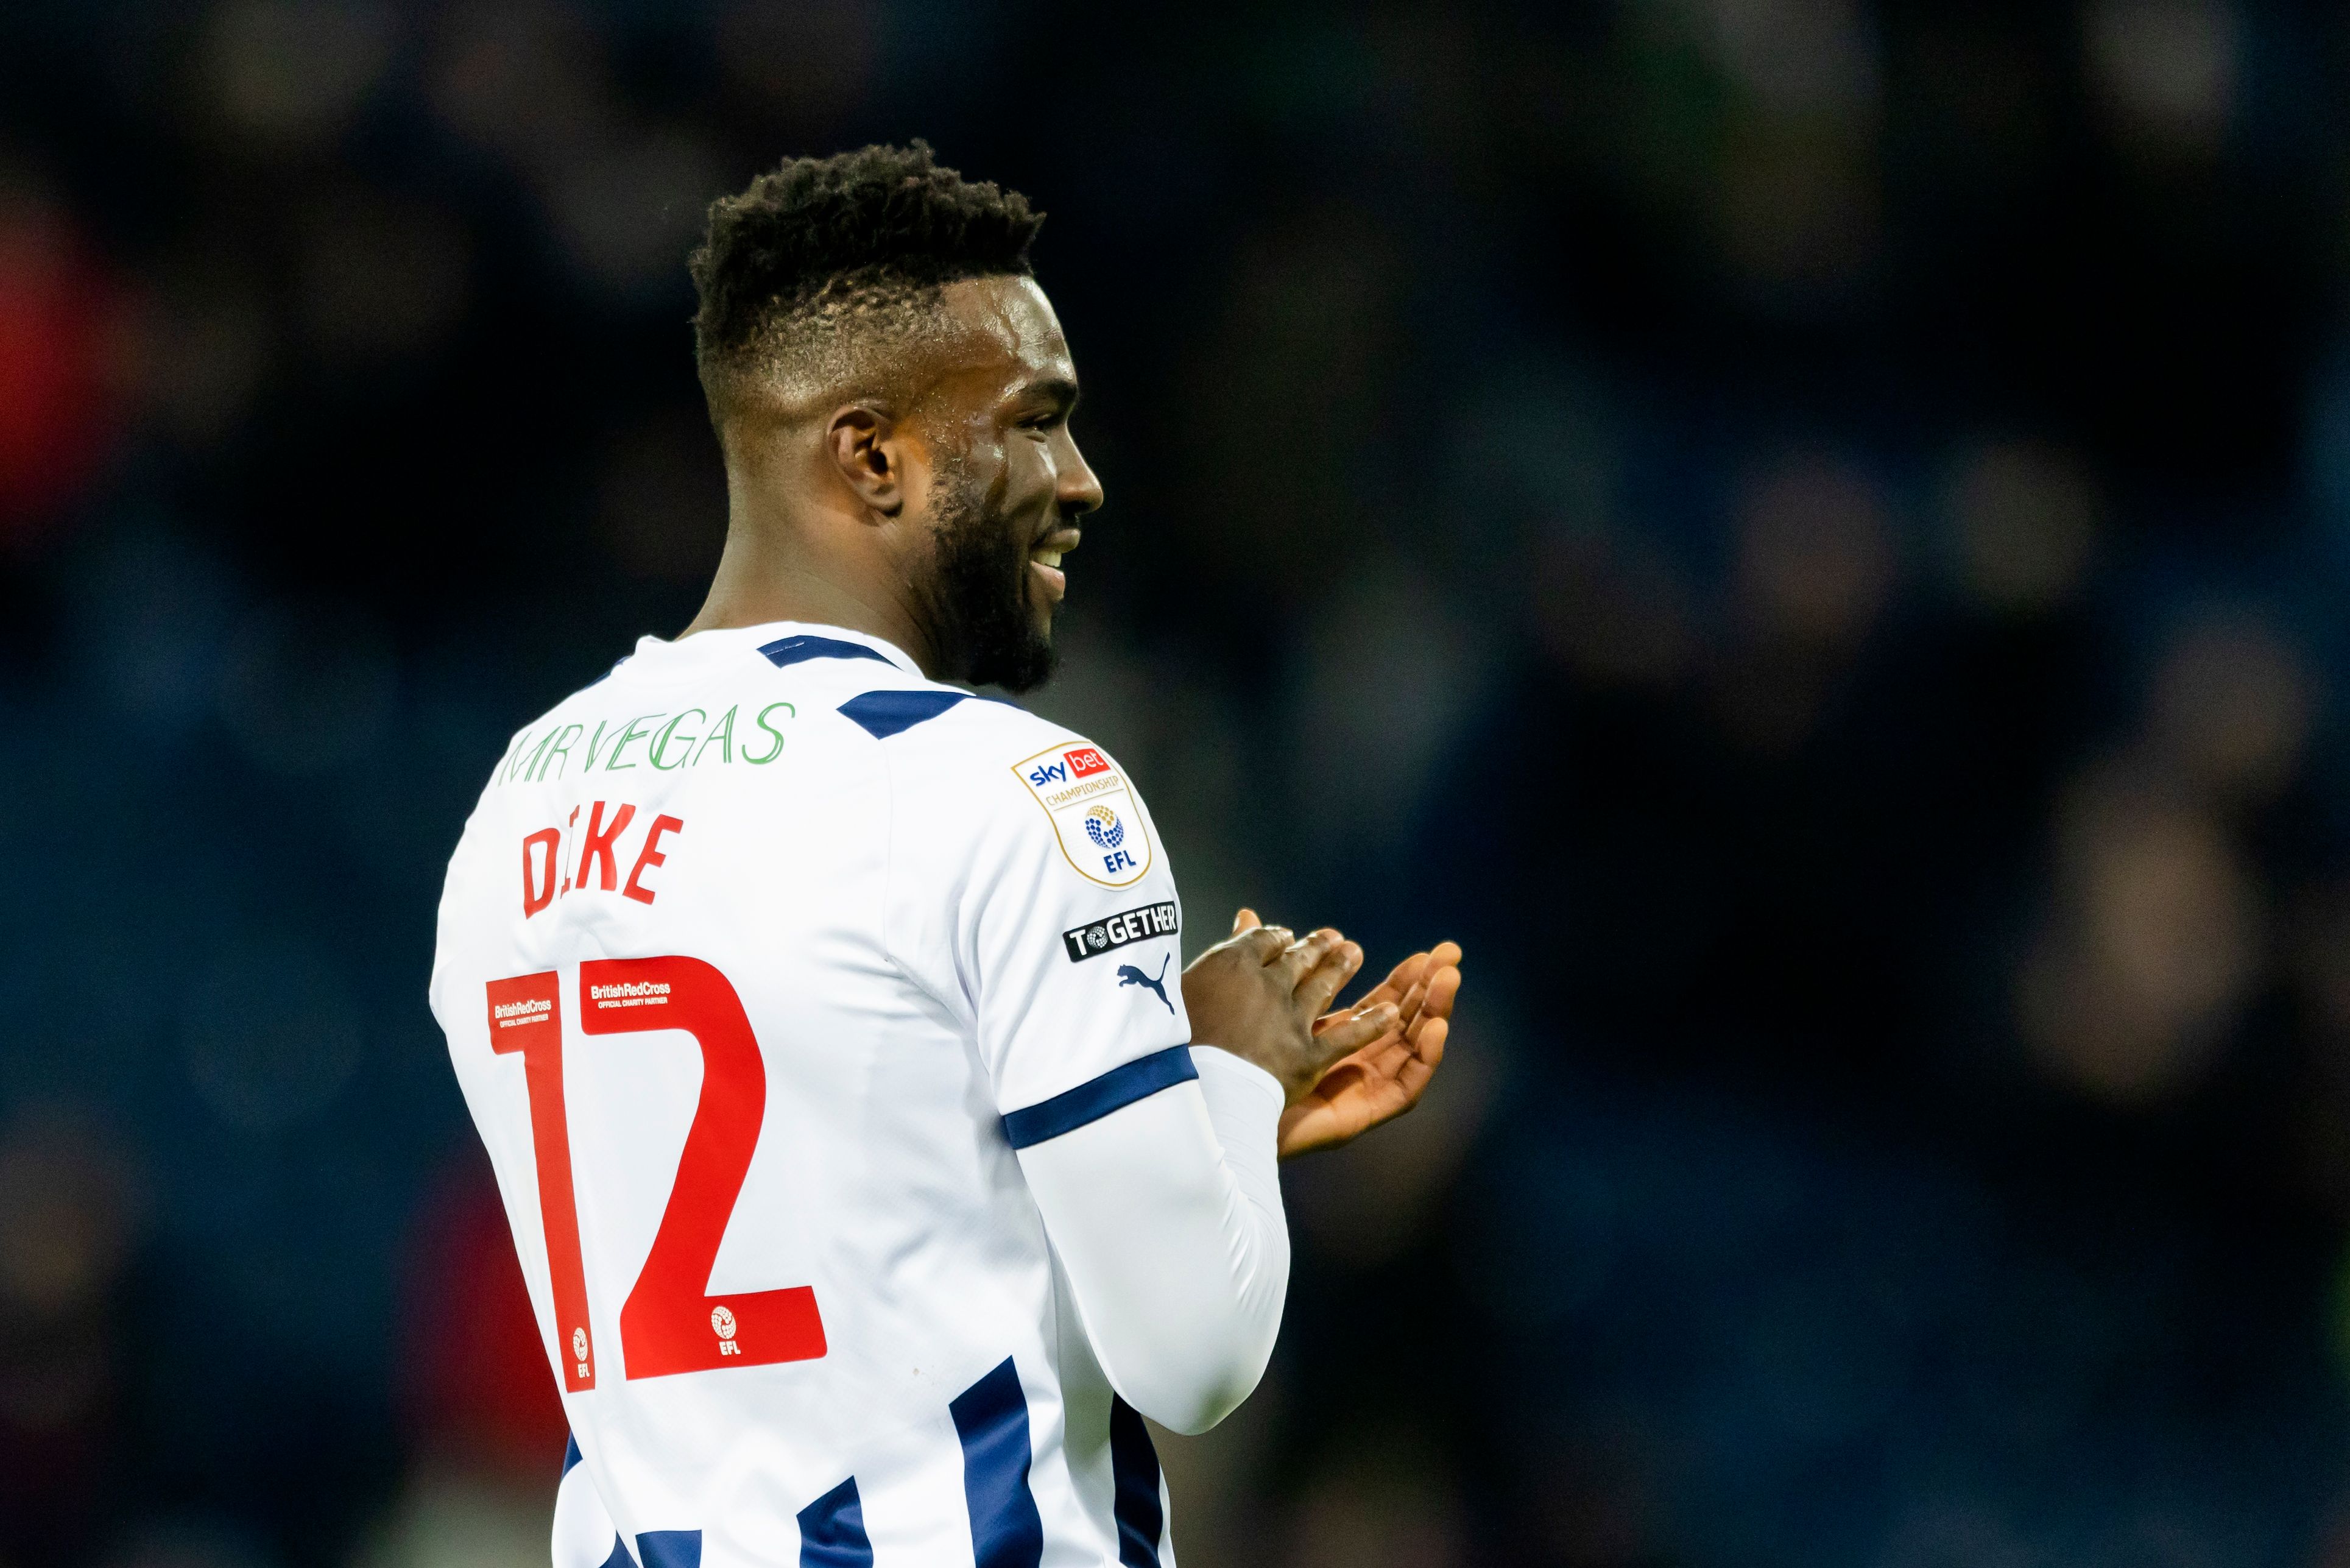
[1062,900,1180,963]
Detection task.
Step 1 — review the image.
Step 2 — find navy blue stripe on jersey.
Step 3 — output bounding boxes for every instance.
[797,1475,874,1567]
[838,689,972,738]
[636,1531,701,1568]
[563,1433,584,1477]
[1109,1401,1165,1561]
[1000,1046,1198,1150]
[761,634,897,670]
[1109,1395,1166,1567]
[595,1539,630,1568]
[950,1357,1045,1568]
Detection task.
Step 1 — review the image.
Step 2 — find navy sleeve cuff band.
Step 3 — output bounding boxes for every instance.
[1000,1045,1198,1149]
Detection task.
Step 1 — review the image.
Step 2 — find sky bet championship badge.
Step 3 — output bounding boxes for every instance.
[1012,741,1154,888]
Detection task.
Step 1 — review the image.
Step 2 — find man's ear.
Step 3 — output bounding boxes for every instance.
[825,404,911,518]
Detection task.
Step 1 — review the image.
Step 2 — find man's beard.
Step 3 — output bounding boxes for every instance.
[919,465,1058,693]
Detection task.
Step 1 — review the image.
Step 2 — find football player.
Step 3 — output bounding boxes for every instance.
[430,143,1460,1568]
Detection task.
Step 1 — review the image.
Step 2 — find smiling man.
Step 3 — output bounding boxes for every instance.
[429,143,1459,1568]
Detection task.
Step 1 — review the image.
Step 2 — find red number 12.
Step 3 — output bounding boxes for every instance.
[484,957,827,1387]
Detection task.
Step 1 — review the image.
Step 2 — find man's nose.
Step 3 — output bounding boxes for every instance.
[1059,440,1104,516]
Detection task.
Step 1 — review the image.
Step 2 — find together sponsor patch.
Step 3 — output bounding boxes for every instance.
[1062,900,1180,963]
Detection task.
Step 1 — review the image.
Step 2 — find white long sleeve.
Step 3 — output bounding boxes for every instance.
[1015,1047,1290,1434]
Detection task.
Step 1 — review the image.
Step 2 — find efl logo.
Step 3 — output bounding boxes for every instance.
[1010,739,1153,888]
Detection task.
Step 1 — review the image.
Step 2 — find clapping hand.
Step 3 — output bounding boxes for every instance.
[1229,909,1459,1159]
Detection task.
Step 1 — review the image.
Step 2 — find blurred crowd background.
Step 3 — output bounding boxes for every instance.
[6,1,2350,1564]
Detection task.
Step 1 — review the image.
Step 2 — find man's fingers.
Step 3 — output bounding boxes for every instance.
[1390,1018,1445,1102]
[1370,950,1429,1005]
[1232,907,1261,936]
[1229,924,1290,963]
[1316,964,1424,1040]
[1405,1002,1452,1058]
[1296,938,1362,1016]
[1274,927,1342,978]
[1418,964,1461,1023]
[1414,1009,1448,1056]
[1312,1001,1396,1065]
[1350,941,1459,1016]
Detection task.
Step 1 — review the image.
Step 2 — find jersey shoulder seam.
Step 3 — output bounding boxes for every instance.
[832,680,1068,748]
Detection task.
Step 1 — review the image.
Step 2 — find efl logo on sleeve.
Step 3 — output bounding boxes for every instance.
[1012,740,1154,886]
[1063,900,1180,962]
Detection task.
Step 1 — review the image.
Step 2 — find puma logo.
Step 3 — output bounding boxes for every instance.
[1116,955,1173,1014]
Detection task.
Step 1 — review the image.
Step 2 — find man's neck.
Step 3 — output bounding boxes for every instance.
[681,529,937,675]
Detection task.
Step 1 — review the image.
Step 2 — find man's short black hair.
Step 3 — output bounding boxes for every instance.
[690,141,1045,417]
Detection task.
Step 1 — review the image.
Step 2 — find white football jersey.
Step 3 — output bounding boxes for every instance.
[428,623,1198,1568]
